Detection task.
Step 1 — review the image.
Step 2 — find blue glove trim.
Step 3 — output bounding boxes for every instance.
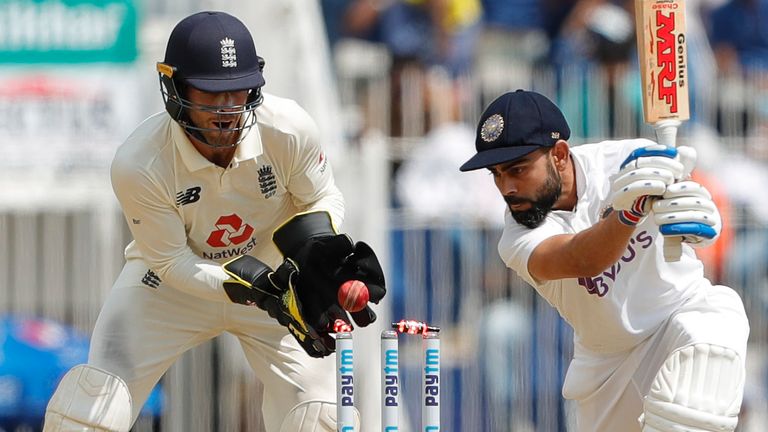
[620,146,678,169]
[659,222,717,239]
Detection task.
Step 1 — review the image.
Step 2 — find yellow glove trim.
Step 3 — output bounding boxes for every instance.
[221,256,254,287]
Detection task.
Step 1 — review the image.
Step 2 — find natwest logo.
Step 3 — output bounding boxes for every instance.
[206,214,254,247]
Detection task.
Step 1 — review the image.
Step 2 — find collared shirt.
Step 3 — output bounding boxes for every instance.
[498,139,705,354]
[111,92,344,302]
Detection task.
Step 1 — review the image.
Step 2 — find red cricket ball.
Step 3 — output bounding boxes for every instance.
[338,280,370,312]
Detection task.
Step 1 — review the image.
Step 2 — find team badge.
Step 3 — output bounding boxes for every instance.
[480,114,504,142]
[258,165,277,198]
[220,37,237,68]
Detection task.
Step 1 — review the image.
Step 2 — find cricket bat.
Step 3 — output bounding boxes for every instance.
[635,0,689,261]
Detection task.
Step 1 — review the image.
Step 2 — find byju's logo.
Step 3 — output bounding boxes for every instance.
[176,186,202,206]
[206,214,254,247]
[258,165,277,198]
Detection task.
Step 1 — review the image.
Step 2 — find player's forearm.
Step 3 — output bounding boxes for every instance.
[529,212,636,280]
[300,188,345,230]
[569,213,637,275]
[152,252,231,302]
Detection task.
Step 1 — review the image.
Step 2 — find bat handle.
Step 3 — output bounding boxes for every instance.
[654,119,683,262]
[663,238,683,262]
[653,119,681,148]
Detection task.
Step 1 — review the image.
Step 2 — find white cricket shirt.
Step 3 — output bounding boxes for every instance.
[111,93,344,303]
[499,139,707,354]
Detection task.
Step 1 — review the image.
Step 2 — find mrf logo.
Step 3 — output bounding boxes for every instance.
[206,214,254,247]
[654,9,686,113]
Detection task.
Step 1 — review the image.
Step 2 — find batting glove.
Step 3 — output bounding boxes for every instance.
[609,144,687,226]
[652,180,720,248]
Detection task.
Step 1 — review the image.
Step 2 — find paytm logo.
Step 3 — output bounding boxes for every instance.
[339,348,354,407]
[424,348,439,407]
[423,346,440,431]
[383,349,399,408]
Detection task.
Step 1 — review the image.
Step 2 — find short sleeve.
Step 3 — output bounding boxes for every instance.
[497,210,569,287]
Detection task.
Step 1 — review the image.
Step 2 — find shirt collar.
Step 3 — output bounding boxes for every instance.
[232,123,263,163]
[571,150,587,201]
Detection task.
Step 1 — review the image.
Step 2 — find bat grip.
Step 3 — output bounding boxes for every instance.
[663,238,683,262]
[654,119,681,148]
[654,119,683,262]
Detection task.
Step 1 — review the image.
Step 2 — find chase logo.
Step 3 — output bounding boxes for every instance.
[318,152,328,173]
[176,186,201,206]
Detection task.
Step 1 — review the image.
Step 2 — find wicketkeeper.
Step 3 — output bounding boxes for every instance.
[42,11,385,432]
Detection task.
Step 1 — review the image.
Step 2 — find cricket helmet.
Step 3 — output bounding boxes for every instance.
[157,11,265,147]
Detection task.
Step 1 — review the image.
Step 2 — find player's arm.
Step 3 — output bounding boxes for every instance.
[529,144,685,281]
[529,213,638,280]
[282,103,345,225]
[111,157,232,302]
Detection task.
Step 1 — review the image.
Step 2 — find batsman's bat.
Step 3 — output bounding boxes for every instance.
[635,0,689,261]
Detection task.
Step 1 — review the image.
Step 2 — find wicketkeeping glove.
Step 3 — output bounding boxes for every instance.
[273,211,386,329]
[222,255,336,358]
[608,144,688,226]
[652,180,720,248]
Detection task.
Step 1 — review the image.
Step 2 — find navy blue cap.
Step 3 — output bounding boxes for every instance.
[460,90,570,171]
[164,11,265,92]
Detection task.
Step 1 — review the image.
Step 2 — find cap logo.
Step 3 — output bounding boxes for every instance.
[220,37,237,68]
[480,114,504,142]
[551,132,560,139]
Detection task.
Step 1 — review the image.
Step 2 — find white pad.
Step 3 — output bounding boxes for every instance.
[640,344,744,432]
[279,400,360,432]
[43,364,133,432]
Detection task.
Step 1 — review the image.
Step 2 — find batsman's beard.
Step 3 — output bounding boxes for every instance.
[505,161,562,229]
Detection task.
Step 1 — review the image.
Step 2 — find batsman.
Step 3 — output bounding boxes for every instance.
[460,90,749,431]
[42,11,385,431]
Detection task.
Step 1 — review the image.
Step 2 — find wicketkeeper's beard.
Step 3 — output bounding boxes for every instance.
[505,162,562,229]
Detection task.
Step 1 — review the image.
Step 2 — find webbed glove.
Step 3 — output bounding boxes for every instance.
[273,211,386,329]
[222,255,335,357]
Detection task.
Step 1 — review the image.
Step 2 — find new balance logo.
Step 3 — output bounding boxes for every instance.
[142,270,161,288]
[258,165,277,199]
[176,186,202,206]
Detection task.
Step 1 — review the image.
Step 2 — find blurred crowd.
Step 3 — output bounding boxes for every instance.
[318,0,768,289]
[320,0,768,131]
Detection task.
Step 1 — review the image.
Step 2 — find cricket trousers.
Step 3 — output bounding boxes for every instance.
[87,258,337,431]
